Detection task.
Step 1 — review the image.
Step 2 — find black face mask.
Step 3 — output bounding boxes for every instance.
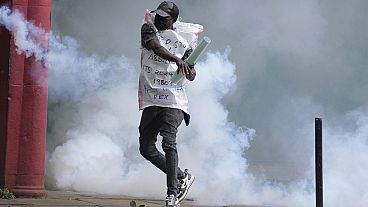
[154,15,172,31]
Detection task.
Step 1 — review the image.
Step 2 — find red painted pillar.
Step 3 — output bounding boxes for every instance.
[0,0,27,190]
[0,0,51,196]
[0,0,12,188]
[12,0,51,196]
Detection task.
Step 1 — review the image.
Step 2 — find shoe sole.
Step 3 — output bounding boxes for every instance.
[178,176,195,203]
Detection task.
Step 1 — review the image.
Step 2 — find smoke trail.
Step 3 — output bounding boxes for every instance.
[46,35,136,102]
[0,6,47,60]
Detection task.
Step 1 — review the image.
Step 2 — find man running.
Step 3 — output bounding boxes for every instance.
[138,1,199,207]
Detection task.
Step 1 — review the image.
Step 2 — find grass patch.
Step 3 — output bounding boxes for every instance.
[0,188,15,199]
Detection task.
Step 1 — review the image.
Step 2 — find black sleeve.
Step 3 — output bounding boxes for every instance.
[141,23,156,49]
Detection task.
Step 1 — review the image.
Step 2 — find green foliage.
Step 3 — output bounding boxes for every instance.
[0,188,15,199]
[130,200,145,207]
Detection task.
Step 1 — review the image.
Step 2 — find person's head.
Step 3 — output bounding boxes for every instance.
[151,1,179,31]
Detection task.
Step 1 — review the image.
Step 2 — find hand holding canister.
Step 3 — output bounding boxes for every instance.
[171,36,211,84]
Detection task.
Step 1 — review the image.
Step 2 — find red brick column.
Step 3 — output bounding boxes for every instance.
[0,0,51,196]
[0,0,13,188]
[0,0,27,190]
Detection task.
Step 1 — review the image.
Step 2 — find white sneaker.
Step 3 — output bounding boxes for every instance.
[165,194,180,207]
[177,169,195,202]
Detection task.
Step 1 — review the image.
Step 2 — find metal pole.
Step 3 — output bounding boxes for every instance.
[315,118,323,207]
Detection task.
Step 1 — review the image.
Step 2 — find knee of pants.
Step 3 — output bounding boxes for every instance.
[162,139,177,152]
[139,144,154,159]
[139,146,146,157]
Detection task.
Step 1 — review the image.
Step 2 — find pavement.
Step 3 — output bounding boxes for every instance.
[0,190,262,207]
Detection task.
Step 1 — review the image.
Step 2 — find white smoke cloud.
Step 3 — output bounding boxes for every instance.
[323,107,368,207]
[0,6,47,60]
[45,47,257,204]
[2,2,368,206]
[46,35,136,102]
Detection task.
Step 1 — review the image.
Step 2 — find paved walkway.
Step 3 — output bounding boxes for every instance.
[0,190,262,207]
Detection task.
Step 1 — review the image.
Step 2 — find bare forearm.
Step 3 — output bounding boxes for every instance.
[152,46,180,63]
[146,38,192,78]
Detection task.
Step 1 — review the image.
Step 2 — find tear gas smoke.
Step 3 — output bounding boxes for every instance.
[2,0,368,206]
[0,6,46,60]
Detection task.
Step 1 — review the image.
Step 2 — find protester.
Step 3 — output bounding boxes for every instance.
[137,1,201,206]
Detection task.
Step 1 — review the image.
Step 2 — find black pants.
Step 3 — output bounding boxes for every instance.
[139,106,185,196]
